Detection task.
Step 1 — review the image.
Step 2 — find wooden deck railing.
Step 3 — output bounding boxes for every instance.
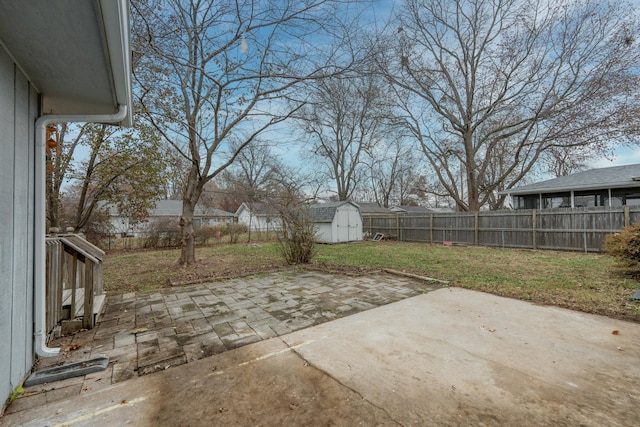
[45,231,105,335]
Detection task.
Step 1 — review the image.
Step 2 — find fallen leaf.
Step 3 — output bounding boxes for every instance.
[121,400,127,405]
[289,403,298,410]
[218,407,228,413]
[64,344,82,352]
[482,325,496,333]
[131,327,149,334]
[612,330,620,335]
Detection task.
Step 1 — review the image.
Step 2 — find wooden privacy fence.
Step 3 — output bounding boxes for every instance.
[362,206,639,252]
[45,233,105,335]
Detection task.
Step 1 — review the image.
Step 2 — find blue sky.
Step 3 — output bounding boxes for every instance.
[592,146,640,168]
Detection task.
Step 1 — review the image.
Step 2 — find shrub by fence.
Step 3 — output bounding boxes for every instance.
[363,206,639,252]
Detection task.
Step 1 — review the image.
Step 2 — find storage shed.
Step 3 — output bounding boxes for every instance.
[309,201,363,243]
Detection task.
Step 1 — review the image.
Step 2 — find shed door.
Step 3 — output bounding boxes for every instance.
[336,207,360,242]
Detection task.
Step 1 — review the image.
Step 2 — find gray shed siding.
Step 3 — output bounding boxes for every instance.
[0,45,38,403]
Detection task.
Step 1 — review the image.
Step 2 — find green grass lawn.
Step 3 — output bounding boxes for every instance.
[103,240,640,322]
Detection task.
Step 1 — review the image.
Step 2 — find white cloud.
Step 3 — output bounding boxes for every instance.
[591,146,640,168]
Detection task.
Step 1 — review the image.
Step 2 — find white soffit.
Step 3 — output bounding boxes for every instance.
[0,0,132,126]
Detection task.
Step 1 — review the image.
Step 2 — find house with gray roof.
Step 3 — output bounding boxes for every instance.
[390,205,436,214]
[356,202,393,215]
[109,200,236,237]
[308,201,362,243]
[502,164,640,209]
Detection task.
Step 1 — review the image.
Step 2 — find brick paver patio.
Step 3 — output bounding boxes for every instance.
[8,269,439,413]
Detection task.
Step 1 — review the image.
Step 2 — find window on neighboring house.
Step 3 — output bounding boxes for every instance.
[514,196,539,209]
[193,218,202,228]
[608,189,640,206]
[574,191,605,207]
[542,193,570,209]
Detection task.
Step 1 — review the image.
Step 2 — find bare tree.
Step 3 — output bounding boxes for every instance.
[540,145,603,177]
[222,142,284,202]
[367,136,421,207]
[297,74,389,201]
[132,0,363,264]
[376,0,640,211]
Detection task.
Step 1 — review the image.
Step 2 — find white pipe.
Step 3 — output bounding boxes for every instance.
[34,105,128,357]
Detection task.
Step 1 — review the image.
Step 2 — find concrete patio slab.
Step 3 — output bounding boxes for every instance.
[3,287,639,426]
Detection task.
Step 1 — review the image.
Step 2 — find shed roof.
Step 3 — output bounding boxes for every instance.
[503,164,640,196]
[308,201,360,223]
[0,0,132,126]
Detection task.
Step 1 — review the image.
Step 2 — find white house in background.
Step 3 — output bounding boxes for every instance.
[108,200,236,237]
[236,202,283,232]
[309,201,363,243]
[0,0,132,407]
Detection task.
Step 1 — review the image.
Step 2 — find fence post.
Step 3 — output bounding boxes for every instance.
[429,214,433,243]
[396,215,400,241]
[624,206,630,227]
[532,210,537,250]
[83,259,94,329]
[474,212,479,246]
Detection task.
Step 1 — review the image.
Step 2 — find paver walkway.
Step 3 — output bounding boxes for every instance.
[9,269,438,413]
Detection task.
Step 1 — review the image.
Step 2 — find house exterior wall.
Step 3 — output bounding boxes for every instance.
[0,45,39,404]
[109,215,235,238]
[237,209,281,232]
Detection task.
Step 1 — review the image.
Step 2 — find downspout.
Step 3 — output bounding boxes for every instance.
[34,105,128,357]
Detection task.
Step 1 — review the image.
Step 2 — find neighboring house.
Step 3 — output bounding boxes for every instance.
[356,202,393,215]
[502,164,640,209]
[390,205,435,214]
[108,200,236,237]
[309,201,363,243]
[236,202,283,232]
[0,0,132,407]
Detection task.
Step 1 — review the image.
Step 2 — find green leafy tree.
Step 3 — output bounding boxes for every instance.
[46,121,167,233]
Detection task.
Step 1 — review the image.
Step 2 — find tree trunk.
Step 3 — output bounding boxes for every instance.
[179,165,202,265]
[179,200,197,265]
[47,176,59,229]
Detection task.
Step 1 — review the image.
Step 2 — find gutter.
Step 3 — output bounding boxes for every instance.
[34,105,128,357]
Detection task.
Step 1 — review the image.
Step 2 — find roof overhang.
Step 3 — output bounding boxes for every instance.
[501,181,640,196]
[0,0,132,126]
